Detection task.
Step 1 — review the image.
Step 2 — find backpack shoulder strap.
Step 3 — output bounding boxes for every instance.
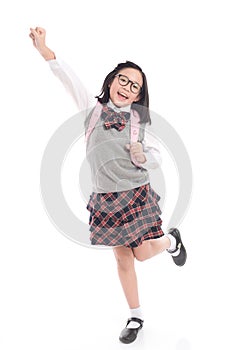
[130,109,140,143]
[85,101,103,142]
[130,109,143,168]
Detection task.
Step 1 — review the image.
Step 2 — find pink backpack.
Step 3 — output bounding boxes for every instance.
[85,101,140,143]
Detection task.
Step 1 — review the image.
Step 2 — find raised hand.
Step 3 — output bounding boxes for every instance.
[29,27,55,60]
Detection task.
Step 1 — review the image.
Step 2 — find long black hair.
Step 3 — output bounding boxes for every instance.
[96,61,151,124]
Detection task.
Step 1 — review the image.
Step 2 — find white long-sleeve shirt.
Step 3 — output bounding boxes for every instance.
[48,58,162,192]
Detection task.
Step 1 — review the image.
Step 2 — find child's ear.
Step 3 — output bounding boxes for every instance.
[133,94,141,102]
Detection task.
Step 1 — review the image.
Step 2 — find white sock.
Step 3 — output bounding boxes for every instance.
[167,233,177,252]
[126,306,144,329]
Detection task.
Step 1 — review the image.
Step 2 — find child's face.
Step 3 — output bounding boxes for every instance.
[109,68,143,108]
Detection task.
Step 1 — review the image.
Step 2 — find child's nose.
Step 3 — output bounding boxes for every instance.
[123,83,131,92]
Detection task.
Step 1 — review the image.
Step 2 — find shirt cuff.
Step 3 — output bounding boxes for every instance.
[47,56,62,68]
[140,151,162,170]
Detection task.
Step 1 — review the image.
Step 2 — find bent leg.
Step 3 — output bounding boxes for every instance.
[113,246,140,309]
[133,236,171,262]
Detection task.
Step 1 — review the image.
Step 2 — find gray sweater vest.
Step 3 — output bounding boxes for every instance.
[86,110,150,193]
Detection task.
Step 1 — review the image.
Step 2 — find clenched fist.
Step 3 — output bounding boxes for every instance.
[125,142,146,164]
[29,27,55,60]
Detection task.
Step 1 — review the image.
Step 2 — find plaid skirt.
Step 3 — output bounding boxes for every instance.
[86,183,164,248]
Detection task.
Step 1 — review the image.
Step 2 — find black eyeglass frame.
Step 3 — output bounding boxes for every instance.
[115,74,142,94]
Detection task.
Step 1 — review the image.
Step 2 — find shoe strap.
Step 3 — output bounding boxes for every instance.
[168,241,180,253]
[170,244,182,256]
[127,317,144,327]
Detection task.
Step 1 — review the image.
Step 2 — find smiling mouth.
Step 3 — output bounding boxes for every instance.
[117,91,128,100]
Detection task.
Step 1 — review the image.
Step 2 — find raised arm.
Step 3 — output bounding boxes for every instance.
[29,27,96,112]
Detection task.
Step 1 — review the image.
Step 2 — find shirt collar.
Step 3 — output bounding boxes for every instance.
[107,99,131,113]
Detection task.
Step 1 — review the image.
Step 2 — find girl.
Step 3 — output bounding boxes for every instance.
[29,27,187,344]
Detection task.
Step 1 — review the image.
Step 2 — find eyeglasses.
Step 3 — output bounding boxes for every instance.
[115,74,142,94]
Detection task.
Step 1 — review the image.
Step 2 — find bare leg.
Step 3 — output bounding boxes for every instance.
[133,236,171,262]
[113,246,140,309]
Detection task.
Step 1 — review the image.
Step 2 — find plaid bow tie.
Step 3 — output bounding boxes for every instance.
[101,105,130,131]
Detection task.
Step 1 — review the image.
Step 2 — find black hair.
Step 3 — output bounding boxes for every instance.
[96,61,151,124]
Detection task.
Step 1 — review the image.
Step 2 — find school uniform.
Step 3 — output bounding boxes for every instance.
[48,58,164,247]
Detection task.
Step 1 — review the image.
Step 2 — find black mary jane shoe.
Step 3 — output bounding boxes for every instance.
[119,317,144,344]
[167,228,187,266]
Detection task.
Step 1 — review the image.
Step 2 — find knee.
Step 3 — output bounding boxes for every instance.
[134,253,148,262]
[133,242,152,262]
[113,248,134,270]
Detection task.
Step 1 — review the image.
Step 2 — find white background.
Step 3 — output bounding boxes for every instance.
[1,0,234,349]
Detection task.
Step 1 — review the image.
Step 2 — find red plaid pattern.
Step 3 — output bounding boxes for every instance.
[101,105,130,131]
[86,184,164,247]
